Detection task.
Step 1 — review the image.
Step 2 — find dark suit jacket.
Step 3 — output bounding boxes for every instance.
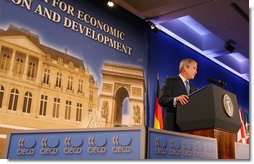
[158,76,197,131]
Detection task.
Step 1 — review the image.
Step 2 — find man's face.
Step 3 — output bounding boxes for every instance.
[185,62,197,80]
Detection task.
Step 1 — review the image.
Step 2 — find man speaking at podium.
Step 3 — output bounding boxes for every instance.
[159,58,198,132]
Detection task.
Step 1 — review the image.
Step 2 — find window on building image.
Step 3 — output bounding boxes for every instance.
[67,76,73,91]
[14,58,24,75]
[89,91,93,101]
[53,97,60,118]
[23,92,32,113]
[55,72,62,88]
[65,100,72,120]
[8,88,19,111]
[1,54,11,70]
[78,79,83,93]
[0,85,4,108]
[0,46,12,71]
[27,62,36,79]
[14,51,25,75]
[39,95,48,116]
[27,56,39,79]
[43,69,50,84]
[76,103,82,122]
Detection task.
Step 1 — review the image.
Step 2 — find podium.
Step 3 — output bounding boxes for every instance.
[176,84,241,159]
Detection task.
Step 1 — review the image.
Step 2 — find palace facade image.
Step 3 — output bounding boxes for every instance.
[0,25,145,158]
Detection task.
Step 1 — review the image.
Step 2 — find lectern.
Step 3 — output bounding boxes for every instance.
[176,84,241,159]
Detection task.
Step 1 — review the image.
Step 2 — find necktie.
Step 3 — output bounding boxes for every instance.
[185,80,190,95]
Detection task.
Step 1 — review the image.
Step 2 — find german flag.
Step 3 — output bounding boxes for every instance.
[153,73,164,130]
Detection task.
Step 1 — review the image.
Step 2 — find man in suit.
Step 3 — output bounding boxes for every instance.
[159,58,198,131]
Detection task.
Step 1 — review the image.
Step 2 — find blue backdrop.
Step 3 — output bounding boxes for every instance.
[0,0,249,128]
[147,31,249,127]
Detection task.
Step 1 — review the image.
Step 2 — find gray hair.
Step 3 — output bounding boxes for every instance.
[179,58,197,72]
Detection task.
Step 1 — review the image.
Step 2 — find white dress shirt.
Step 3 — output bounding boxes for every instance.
[173,74,188,106]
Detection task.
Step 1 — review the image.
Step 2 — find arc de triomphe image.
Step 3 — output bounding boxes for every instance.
[99,62,145,127]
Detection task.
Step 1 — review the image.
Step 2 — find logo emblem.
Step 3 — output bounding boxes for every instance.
[155,137,167,148]
[87,135,107,154]
[18,137,36,148]
[112,135,131,153]
[41,137,59,148]
[40,136,59,155]
[65,136,83,147]
[154,137,167,155]
[64,136,83,154]
[222,94,234,118]
[17,137,36,155]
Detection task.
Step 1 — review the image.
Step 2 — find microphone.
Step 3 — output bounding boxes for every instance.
[208,77,227,87]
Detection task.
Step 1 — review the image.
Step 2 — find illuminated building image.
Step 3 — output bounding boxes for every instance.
[0,26,145,158]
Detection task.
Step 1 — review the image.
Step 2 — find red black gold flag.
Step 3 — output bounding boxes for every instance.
[153,73,164,129]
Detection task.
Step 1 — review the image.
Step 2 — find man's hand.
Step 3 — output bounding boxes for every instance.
[176,95,189,105]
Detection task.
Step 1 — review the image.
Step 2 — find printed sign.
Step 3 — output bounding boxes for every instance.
[6,127,145,160]
[148,128,218,159]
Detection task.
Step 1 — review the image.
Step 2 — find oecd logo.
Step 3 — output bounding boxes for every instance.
[169,139,181,157]
[17,137,36,155]
[155,137,167,155]
[40,136,59,155]
[182,141,193,158]
[194,142,204,159]
[87,135,107,154]
[64,136,83,154]
[112,135,132,153]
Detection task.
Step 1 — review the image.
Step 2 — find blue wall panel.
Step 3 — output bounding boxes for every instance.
[147,31,249,127]
[6,128,145,160]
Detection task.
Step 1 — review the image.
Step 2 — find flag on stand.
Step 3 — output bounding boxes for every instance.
[244,108,250,144]
[245,125,250,144]
[153,73,164,130]
[237,108,248,144]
